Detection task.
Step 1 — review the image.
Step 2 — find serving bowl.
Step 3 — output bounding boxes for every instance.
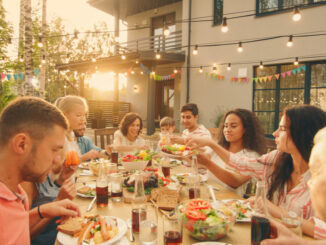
[120,160,148,171]
[89,160,117,176]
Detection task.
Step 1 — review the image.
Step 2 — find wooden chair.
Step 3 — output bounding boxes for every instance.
[94,127,117,149]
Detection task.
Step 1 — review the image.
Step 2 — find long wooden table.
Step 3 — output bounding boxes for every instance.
[55,164,252,245]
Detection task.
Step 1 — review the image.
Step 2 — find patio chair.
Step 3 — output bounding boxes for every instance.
[94,127,117,149]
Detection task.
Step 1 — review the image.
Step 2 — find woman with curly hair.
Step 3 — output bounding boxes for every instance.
[188,105,326,221]
[112,112,147,153]
[197,108,267,196]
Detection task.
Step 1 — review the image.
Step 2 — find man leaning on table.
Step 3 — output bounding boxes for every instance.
[0,97,80,245]
[171,103,211,144]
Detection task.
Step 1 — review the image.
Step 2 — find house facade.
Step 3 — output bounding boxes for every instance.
[86,0,326,135]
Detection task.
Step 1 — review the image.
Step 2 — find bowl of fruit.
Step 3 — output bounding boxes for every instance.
[120,154,148,172]
[177,199,235,241]
[160,144,192,159]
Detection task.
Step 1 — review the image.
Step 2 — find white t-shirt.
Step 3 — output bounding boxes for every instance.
[207,148,260,197]
[182,124,212,139]
[65,131,81,156]
[113,130,145,155]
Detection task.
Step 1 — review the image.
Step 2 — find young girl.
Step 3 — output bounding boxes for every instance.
[198,109,267,196]
[188,105,326,220]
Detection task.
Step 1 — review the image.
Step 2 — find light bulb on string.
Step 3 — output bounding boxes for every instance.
[41,55,46,64]
[140,71,144,75]
[193,45,198,55]
[294,57,299,65]
[221,17,228,33]
[91,56,96,63]
[131,70,135,75]
[37,36,43,48]
[287,35,293,47]
[163,24,170,36]
[19,55,24,62]
[74,30,79,39]
[121,53,126,60]
[199,66,203,73]
[259,61,264,69]
[135,59,139,64]
[292,7,301,22]
[237,42,243,53]
[212,64,217,73]
[174,68,178,74]
[227,63,231,71]
[155,50,161,59]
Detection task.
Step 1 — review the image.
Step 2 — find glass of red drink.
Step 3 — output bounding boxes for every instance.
[131,206,147,233]
[163,216,183,245]
[251,215,271,245]
[111,151,119,164]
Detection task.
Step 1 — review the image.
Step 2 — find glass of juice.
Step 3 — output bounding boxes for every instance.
[163,216,182,245]
[251,215,270,245]
[131,205,147,233]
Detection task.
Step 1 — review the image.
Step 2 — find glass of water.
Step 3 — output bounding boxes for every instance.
[281,204,303,237]
[139,204,158,245]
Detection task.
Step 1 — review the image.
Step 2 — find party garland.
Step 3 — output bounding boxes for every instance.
[0,69,40,82]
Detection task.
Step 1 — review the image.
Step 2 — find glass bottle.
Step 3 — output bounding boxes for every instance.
[131,172,147,233]
[96,160,108,207]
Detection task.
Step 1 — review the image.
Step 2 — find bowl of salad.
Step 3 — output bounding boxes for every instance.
[120,154,148,171]
[177,199,235,241]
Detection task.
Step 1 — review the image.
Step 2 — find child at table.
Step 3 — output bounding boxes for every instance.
[159,117,176,147]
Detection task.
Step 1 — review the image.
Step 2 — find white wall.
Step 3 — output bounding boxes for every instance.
[181,0,326,128]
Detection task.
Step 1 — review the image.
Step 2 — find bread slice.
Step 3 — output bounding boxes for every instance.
[57,217,84,236]
[77,186,92,194]
[156,194,178,210]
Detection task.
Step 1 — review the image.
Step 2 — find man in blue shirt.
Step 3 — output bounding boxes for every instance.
[74,127,107,158]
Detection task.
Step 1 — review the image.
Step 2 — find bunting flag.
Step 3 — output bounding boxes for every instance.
[139,63,181,81]
[0,69,41,82]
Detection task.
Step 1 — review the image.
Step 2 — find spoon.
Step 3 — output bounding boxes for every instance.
[127,219,135,242]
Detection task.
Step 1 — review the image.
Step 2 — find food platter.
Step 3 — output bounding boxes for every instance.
[76,183,96,198]
[222,199,253,222]
[57,216,127,245]
[171,173,208,184]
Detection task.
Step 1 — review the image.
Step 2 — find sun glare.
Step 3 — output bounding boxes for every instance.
[88,72,127,91]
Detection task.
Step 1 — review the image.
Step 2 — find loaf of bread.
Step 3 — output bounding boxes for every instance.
[57,217,84,236]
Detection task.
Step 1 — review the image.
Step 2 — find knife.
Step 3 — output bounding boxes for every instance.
[86,196,96,212]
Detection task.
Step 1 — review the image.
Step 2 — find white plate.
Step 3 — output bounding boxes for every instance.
[57,216,127,245]
[171,173,208,184]
[160,150,193,160]
[76,183,96,198]
[78,162,89,169]
[192,242,232,245]
[222,199,253,222]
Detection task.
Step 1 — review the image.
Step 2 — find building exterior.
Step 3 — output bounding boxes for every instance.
[85,0,326,135]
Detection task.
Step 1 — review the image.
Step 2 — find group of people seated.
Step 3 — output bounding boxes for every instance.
[1,95,326,245]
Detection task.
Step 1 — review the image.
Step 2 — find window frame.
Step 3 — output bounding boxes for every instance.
[252,60,326,137]
[256,0,326,17]
[213,0,224,26]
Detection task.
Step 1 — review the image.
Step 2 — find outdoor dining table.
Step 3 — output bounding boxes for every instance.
[55,163,252,245]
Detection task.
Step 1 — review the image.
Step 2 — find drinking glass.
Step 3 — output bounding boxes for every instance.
[131,205,147,233]
[160,132,170,146]
[139,204,158,245]
[109,173,123,202]
[253,181,268,216]
[111,151,119,164]
[281,204,303,236]
[186,173,201,199]
[251,215,271,245]
[161,157,171,178]
[163,216,183,245]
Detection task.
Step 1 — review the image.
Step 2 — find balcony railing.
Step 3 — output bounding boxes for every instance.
[117,30,182,54]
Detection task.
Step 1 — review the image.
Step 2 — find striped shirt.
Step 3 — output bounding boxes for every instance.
[182,124,211,139]
[228,150,313,219]
[312,217,326,240]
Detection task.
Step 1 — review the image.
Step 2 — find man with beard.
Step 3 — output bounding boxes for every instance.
[0,97,80,244]
[74,126,108,159]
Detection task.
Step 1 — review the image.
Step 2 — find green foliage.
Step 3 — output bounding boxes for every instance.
[0,0,13,71]
[0,80,17,112]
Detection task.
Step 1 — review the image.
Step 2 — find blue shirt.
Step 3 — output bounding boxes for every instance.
[77,136,101,154]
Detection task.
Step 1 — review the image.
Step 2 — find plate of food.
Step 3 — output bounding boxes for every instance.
[160,144,193,159]
[78,162,89,169]
[57,215,127,245]
[171,173,208,184]
[77,183,96,198]
[222,199,253,222]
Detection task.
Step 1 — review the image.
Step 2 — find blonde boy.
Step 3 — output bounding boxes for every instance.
[160,116,176,134]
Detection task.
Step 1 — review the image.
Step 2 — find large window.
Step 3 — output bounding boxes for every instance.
[213,0,224,25]
[256,0,326,15]
[253,61,326,136]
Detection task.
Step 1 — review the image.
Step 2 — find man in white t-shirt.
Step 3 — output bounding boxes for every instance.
[171,103,211,144]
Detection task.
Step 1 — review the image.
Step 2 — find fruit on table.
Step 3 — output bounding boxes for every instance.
[64,150,80,167]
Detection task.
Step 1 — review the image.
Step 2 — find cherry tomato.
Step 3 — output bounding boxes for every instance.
[185,208,206,220]
[188,199,211,210]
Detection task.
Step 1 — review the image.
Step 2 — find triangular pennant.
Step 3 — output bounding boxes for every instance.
[234,77,238,82]
[287,71,292,76]
[210,73,214,78]
[250,78,254,83]
[292,69,297,75]
[1,73,5,80]
[296,67,301,73]
[275,74,280,80]
[281,72,286,78]
[267,75,273,81]
[34,69,40,76]
[254,78,258,83]
[301,65,306,71]
[221,76,224,80]
[13,74,18,81]
[6,74,11,80]
[263,77,268,82]
[170,73,175,79]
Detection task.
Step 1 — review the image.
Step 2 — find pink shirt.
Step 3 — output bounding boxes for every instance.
[0,182,30,245]
[311,217,326,240]
[182,124,211,139]
[229,150,313,219]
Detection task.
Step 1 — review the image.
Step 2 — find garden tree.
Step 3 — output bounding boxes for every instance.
[24,0,34,95]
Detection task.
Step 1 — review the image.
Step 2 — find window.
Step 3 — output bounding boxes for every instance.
[152,13,176,51]
[213,0,223,25]
[256,0,326,15]
[253,61,326,136]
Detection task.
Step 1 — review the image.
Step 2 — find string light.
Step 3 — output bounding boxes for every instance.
[135,59,139,64]
[221,17,228,33]
[294,57,299,65]
[227,63,231,71]
[199,66,203,73]
[292,7,302,22]
[287,35,293,47]
[74,30,79,39]
[212,64,217,73]
[237,42,243,53]
[151,71,155,75]
[91,56,96,63]
[121,53,126,60]
[163,24,170,36]
[140,71,144,75]
[66,53,70,63]
[155,50,161,59]
[193,45,198,55]
[259,61,264,69]
[37,36,43,48]
[41,55,46,64]
[131,70,135,74]
[19,55,24,62]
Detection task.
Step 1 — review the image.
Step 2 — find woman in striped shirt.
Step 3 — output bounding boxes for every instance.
[187,105,326,234]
